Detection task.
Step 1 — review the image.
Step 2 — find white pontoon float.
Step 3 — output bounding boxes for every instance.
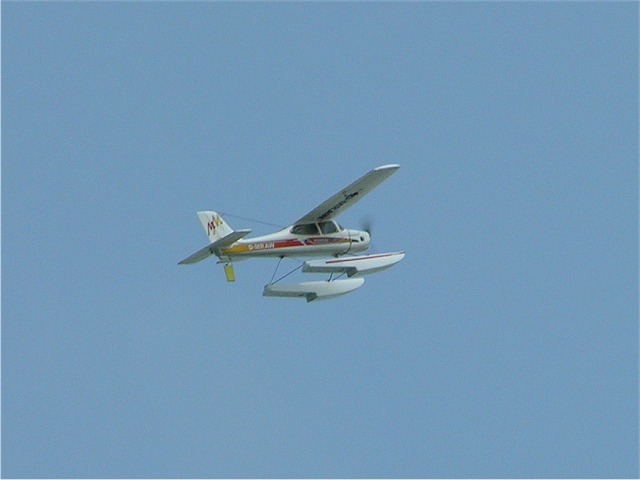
[263,252,404,302]
[302,252,405,277]
[263,278,365,303]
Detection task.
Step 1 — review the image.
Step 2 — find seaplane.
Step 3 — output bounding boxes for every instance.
[179,164,405,302]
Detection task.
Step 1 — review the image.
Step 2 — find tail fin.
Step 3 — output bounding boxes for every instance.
[197,211,234,242]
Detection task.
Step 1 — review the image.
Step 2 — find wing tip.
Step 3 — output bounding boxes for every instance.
[374,163,400,171]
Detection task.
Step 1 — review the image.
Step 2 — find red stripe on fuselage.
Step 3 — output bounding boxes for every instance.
[304,237,350,246]
[273,239,304,249]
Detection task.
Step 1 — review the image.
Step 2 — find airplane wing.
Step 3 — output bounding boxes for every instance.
[293,164,400,224]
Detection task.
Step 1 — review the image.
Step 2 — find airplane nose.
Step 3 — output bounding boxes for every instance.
[350,229,370,249]
[359,231,371,245]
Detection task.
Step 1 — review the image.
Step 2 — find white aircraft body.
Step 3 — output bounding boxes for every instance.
[179,164,404,302]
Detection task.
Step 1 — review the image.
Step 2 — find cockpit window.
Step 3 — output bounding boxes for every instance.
[319,221,338,234]
[291,223,320,235]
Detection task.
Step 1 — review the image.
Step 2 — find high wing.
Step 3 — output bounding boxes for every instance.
[293,164,400,224]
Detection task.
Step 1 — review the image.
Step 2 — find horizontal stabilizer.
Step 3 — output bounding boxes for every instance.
[302,252,405,277]
[179,229,251,265]
[263,278,365,302]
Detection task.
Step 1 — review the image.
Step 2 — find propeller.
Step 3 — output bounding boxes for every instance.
[361,215,374,237]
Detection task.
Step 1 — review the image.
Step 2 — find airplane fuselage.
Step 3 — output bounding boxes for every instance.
[220,226,371,260]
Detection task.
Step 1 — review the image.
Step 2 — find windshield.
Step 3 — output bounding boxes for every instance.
[319,221,339,234]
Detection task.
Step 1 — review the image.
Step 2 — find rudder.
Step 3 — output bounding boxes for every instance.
[197,211,234,242]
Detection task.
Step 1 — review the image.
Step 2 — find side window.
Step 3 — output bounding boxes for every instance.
[319,221,338,234]
[291,223,320,235]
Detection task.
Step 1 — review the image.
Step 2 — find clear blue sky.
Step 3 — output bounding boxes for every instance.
[3,2,638,478]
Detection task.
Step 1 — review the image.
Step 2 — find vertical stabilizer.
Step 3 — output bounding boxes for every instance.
[197,211,234,242]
